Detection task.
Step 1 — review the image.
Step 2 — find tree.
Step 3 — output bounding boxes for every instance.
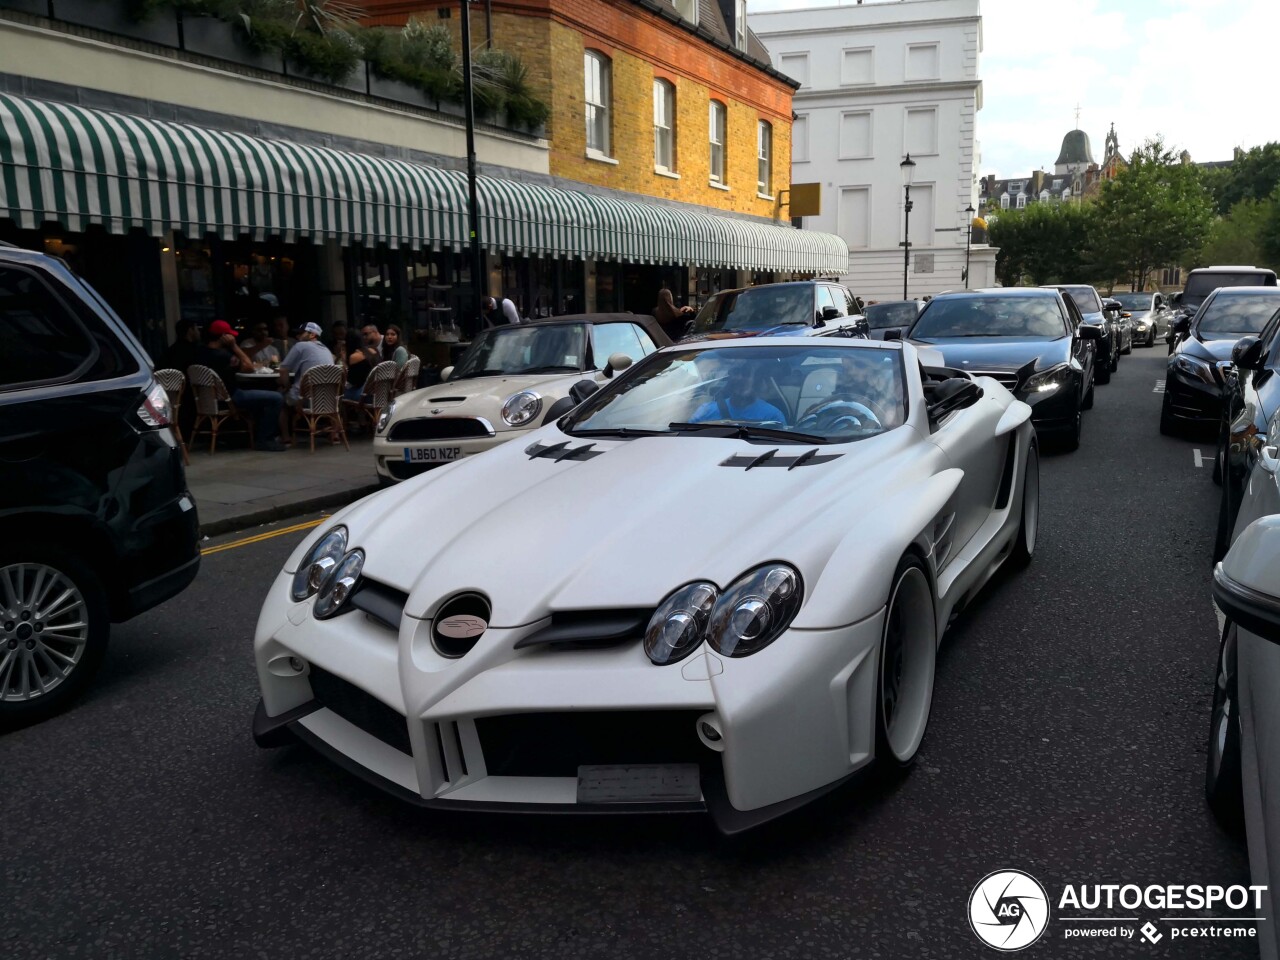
[986,201,1100,287]
[1202,142,1280,215]
[1260,186,1280,268]
[1195,197,1280,269]
[1092,138,1214,290]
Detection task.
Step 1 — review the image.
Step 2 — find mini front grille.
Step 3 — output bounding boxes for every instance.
[388,417,493,441]
[308,666,410,755]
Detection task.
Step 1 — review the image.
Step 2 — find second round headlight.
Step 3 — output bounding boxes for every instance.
[501,390,543,426]
[313,549,365,619]
[708,564,802,658]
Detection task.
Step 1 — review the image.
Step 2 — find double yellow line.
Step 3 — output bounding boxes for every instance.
[201,517,326,556]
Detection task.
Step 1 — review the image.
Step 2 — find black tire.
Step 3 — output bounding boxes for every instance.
[1095,354,1111,385]
[1148,329,1156,348]
[1213,484,1232,563]
[1009,442,1039,568]
[1081,372,1095,410]
[1205,621,1244,836]
[0,548,110,730]
[875,555,936,774]
[1059,407,1082,451]
[1159,391,1178,436]
[1109,343,1119,372]
[1122,336,1132,355]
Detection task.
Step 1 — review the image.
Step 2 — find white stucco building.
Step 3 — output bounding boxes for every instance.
[750,0,996,300]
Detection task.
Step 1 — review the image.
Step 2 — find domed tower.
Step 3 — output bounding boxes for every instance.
[1054,128,1095,176]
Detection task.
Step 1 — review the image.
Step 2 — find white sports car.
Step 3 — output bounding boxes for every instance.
[254,337,1039,833]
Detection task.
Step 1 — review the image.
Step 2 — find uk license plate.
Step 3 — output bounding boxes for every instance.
[576,763,701,803]
[403,446,461,463]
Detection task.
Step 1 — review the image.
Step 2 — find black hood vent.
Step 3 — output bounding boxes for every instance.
[525,440,603,462]
[720,448,841,470]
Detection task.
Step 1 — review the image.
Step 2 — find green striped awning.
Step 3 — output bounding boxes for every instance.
[0,94,849,274]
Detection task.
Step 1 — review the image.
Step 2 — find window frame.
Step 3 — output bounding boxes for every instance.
[0,263,103,393]
[792,113,809,164]
[904,42,941,81]
[653,78,676,173]
[757,120,773,197]
[584,50,612,158]
[734,0,747,51]
[837,110,873,160]
[709,100,728,185]
[840,46,875,86]
[903,105,939,157]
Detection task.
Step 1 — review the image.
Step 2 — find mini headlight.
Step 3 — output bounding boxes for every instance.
[377,399,397,434]
[501,390,543,426]
[644,581,718,665]
[313,549,364,619]
[708,564,802,658]
[291,526,348,601]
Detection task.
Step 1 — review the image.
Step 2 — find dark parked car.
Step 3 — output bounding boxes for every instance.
[1174,265,1278,322]
[1111,291,1170,346]
[685,281,867,340]
[1043,284,1118,382]
[0,245,199,726]
[863,299,924,340]
[1161,287,1280,439]
[906,288,1101,449]
[1212,302,1280,559]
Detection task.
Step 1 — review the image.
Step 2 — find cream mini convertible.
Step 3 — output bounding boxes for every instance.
[255,337,1039,833]
[372,314,670,482]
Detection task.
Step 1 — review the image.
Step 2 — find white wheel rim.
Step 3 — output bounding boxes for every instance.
[1023,447,1039,555]
[880,567,936,762]
[0,563,90,702]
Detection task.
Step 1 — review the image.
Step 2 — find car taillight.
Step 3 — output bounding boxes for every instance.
[137,381,172,428]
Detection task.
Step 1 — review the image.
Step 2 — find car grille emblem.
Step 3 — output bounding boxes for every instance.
[430,408,442,415]
[437,615,488,638]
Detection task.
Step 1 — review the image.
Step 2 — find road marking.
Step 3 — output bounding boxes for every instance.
[1193,449,1207,468]
[1154,380,1165,393]
[201,517,326,556]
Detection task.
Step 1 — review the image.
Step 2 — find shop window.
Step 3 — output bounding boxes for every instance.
[757,121,773,196]
[654,79,676,173]
[584,51,612,157]
[709,101,727,184]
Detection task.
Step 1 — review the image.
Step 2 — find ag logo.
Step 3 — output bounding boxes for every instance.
[968,870,1050,951]
[436,615,488,639]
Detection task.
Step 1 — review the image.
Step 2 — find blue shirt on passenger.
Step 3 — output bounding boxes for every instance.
[690,397,785,423]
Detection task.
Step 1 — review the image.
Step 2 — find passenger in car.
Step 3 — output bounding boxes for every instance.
[688,362,786,424]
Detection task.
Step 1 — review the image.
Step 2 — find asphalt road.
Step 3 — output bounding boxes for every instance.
[1,345,1253,959]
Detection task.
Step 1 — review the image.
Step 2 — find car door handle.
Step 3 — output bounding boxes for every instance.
[1261,445,1280,474]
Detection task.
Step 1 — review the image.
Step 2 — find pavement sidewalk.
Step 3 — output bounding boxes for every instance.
[184,438,381,537]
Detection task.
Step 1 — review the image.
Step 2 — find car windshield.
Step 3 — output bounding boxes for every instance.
[1111,293,1153,311]
[449,323,588,378]
[910,296,1065,340]
[564,344,906,443]
[864,301,920,330]
[1183,272,1275,308]
[1196,295,1280,339]
[690,286,814,335]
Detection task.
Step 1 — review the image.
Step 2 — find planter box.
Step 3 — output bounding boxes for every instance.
[182,16,284,74]
[369,74,426,108]
[53,0,180,47]
[436,98,466,119]
[289,58,367,94]
[0,0,51,16]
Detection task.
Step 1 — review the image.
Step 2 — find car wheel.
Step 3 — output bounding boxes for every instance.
[1059,408,1082,452]
[1159,391,1178,436]
[0,550,109,730]
[1148,330,1156,348]
[1122,337,1132,355]
[1213,484,1232,563]
[875,555,936,772]
[1109,344,1119,372]
[1205,620,1244,835]
[1082,373,1095,410]
[1009,442,1039,567]
[1095,356,1111,385]
[1212,441,1224,487]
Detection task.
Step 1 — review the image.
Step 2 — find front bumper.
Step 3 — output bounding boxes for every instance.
[372,433,509,481]
[1165,365,1224,426]
[253,573,885,833]
[1020,382,1079,434]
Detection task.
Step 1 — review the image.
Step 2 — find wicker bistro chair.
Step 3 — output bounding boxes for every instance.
[186,364,254,453]
[392,355,421,398]
[153,368,190,465]
[293,364,349,453]
[344,360,398,433]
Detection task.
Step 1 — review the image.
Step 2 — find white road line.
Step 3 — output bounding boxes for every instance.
[1154,380,1166,393]
[1194,449,1206,468]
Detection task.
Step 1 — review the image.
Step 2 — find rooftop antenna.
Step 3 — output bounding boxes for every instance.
[1074,104,1082,129]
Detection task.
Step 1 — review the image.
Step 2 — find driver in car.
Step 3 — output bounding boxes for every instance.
[689,361,786,424]
[801,353,902,431]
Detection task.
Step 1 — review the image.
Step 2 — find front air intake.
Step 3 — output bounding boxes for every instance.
[431,593,491,658]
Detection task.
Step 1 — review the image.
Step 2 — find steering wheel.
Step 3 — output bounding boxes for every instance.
[796,398,883,433]
[827,392,890,426]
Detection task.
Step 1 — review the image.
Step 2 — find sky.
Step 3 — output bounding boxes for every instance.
[751,0,1280,179]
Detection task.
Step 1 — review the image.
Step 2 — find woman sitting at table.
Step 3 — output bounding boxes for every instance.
[381,324,410,369]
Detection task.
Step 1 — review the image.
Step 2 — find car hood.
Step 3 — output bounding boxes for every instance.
[340,423,931,624]
[1184,336,1237,362]
[907,337,1068,373]
[394,370,595,421]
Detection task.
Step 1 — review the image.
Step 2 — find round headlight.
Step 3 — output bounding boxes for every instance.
[709,564,802,658]
[501,390,543,426]
[291,526,348,601]
[377,399,397,434]
[313,549,365,619]
[644,581,718,665]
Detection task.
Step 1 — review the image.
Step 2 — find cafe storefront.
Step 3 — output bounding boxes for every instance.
[0,92,849,363]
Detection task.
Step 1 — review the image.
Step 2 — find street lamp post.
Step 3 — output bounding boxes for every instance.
[964,203,976,289]
[900,154,916,301]
[460,0,487,332]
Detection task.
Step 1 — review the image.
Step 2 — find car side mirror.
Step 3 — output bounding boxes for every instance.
[852,317,869,338]
[1077,325,1103,340]
[820,305,841,324]
[603,352,633,379]
[1232,336,1265,370]
[569,379,600,405]
[927,377,983,424]
[1173,316,1191,335]
[1172,292,1183,306]
[1215,515,1280,644]
[1102,298,1122,312]
[883,327,903,341]
[440,365,454,381]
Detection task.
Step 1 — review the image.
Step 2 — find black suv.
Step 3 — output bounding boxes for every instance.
[0,245,199,726]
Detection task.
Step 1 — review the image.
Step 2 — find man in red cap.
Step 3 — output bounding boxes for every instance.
[195,320,286,451]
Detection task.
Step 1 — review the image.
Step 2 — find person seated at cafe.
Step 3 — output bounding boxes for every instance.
[381,324,410,369]
[325,320,361,362]
[240,321,280,366]
[196,320,286,451]
[343,323,382,403]
[159,319,201,373]
[279,322,335,406]
[270,315,295,360]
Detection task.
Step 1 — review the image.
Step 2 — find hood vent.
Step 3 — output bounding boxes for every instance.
[432,593,491,659]
[525,440,603,462]
[427,396,467,402]
[514,609,653,650]
[720,448,842,470]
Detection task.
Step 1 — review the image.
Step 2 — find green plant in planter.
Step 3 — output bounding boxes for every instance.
[360,19,459,102]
